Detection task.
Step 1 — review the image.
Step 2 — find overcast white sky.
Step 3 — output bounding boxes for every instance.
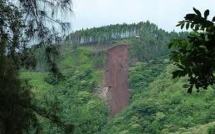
[69,0,215,32]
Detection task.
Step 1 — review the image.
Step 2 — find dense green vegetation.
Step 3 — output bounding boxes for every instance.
[2,0,214,133]
[66,21,185,47]
[102,64,215,134]
[67,21,187,63]
[0,0,72,133]
[17,21,215,134]
[169,8,215,92]
[20,47,107,133]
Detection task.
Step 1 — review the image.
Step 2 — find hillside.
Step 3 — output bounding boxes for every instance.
[20,47,108,133]
[19,22,215,134]
[102,64,215,134]
[65,22,187,63]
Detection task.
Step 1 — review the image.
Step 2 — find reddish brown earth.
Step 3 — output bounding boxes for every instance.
[104,44,129,116]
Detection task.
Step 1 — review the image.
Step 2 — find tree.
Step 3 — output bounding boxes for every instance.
[169,8,215,93]
[0,0,72,133]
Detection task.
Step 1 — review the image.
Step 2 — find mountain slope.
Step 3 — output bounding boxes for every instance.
[19,22,211,134]
[102,65,215,134]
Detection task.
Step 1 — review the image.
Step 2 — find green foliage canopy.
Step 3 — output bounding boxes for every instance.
[0,0,72,133]
[169,8,215,93]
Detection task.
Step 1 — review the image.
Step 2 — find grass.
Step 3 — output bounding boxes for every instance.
[19,71,53,97]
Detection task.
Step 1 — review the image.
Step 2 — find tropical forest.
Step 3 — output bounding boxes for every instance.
[1,0,215,134]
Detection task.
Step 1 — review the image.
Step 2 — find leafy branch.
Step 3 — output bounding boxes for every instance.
[169,8,215,93]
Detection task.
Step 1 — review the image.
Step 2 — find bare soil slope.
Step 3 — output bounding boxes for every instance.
[104,45,130,116]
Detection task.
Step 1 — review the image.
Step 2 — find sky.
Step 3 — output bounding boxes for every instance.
[69,0,215,32]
